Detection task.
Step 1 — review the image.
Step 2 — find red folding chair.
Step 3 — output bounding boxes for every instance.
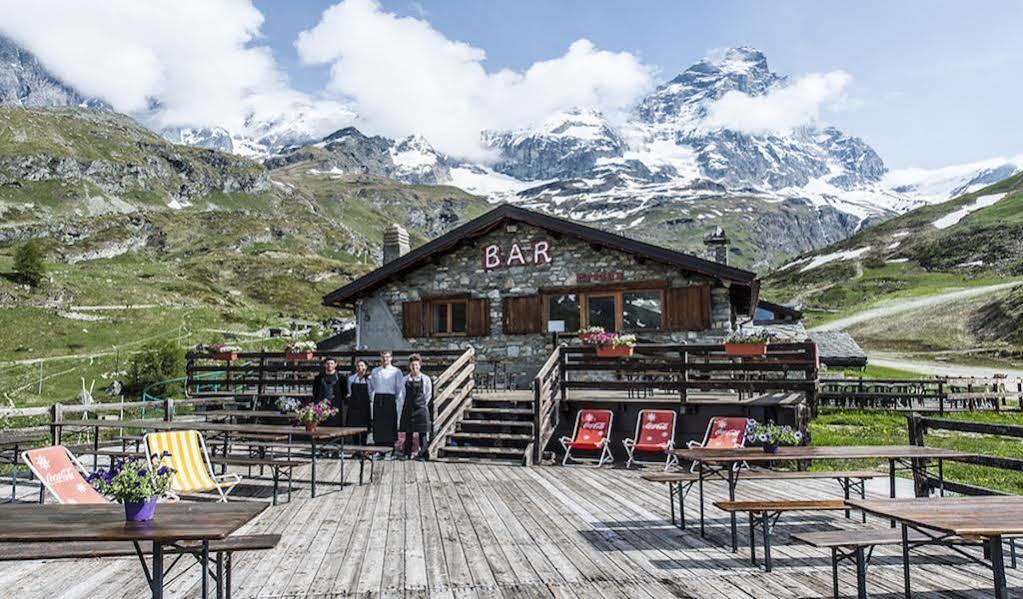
[560,409,614,466]
[687,417,751,473]
[622,409,677,470]
[22,446,107,505]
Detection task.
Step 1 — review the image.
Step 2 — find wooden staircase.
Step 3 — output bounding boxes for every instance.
[435,391,535,464]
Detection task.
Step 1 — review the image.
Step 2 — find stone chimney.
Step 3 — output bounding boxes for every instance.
[704,226,730,265]
[382,223,410,264]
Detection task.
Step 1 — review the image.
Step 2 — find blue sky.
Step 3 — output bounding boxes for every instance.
[255,0,1023,169]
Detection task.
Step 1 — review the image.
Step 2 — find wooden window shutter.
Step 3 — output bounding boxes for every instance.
[467,298,490,336]
[502,296,543,334]
[666,285,712,331]
[402,301,425,338]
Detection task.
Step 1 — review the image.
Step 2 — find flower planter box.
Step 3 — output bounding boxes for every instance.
[304,422,318,432]
[211,352,238,362]
[724,343,768,358]
[286,350,315,362]
[595,345,635,358]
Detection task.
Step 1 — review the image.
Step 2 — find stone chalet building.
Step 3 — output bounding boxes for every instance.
[323,205,762,386]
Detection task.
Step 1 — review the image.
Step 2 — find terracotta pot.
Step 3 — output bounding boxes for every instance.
[286,350,315,362]
[211,352,238,362]
[595,345,635,358]
[724,343,768,357]
[304,422,318,432]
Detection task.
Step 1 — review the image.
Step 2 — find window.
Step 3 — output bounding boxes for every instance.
[547,294,580,333]
[586,294,617,331]
[430,299,467,335]
[623,291,662,330]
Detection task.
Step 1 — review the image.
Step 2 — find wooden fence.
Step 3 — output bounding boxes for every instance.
[907,413,1023,497]
[426,347,476,459]
[822,376,1023,414]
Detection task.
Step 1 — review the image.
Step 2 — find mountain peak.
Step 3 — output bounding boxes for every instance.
[704,46,769,73]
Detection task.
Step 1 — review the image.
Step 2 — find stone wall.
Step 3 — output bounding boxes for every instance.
[356,222,738,386]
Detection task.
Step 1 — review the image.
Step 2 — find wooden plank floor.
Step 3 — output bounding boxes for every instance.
[4,459,1023,598]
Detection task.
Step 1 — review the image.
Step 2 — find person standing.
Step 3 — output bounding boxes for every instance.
[400,354,433,460]
[369,351,404,455]
[311,357,346,427]
[346,359,373,444]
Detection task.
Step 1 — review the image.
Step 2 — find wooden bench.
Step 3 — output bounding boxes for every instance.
[642,469,878,530]
[714,499,849,572]
[343,445,391,484]
[793,529,940,599]
[0,533,279,599]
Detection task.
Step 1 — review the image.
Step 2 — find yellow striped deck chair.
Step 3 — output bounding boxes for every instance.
[145,430,240,502]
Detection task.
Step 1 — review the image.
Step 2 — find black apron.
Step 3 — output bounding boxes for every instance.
[316,373,344,427]
[372,393,398,445]
[346,379,371,429]
[400,376,431,434]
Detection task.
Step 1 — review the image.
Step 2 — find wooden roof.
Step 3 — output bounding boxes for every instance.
[323,204,759,309]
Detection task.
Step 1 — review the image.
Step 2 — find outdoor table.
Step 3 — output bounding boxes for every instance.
[51,419,366,498]
[0,430,46,503]
[0,502,265,598]
[672,445,975,546]
[200,410,296,422]
[848,496,1023,599]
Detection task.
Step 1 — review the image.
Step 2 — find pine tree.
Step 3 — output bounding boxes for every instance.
[13,240,45,287]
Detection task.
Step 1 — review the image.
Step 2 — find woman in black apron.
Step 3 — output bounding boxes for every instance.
[370,351,404,454]
[400,354,433,459]
[346,360,372,445]
[311,357,346,427]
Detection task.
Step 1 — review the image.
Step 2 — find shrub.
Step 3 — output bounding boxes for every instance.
[126,339,183,396]
[13,240,45,287]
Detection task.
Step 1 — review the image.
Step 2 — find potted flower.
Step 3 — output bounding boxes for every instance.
[87,455,176,522]
[276,396,300,415]
[295,398,338,432]
[579,327,638,358]
[206,342,241,362]
[745,420,802,453]
[285,340,317,361]
[723,330,775,358]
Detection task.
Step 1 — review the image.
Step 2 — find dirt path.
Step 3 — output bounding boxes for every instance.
[868,352,1023,378]
[811,280,1023,332]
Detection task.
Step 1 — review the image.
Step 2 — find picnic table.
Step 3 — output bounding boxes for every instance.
[671,445,975,545]
[848,496,1023,599]
[200,410,295,421]
[0,430,47,503]
[0,502,265,598]
[52,419,366,497]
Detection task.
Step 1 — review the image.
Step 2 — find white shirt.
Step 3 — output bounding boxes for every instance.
[346,373,373,396]
[370,364,405,406]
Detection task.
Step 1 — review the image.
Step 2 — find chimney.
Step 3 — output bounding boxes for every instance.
[704,226,730,265]
[382,223,410,264]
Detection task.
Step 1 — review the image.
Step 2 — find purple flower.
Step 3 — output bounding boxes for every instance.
[157,466,168,476]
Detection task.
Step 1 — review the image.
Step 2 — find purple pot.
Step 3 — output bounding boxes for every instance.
[762,443,779,454]
[124,498,157,522]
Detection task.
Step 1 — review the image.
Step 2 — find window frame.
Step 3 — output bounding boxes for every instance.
[542,285,665,333]
[427,298,469,337]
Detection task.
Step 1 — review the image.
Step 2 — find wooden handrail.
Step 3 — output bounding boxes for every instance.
[427,346,476,459]
[532,344,564,463]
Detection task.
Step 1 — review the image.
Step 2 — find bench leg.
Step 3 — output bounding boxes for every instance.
[152,541,165,599]
[843,477,851,519]
[991,536,1009,599]
[727,467,738,553]
[679,482,686,530]
[830,548,839,599]
[201,540,209,598]
[272,466,279,506]
[698,462,705,537]
[901,523,911,598]
[359,455,365,485]
[668,483,676,527]
[762,512,773,573]
[216,552,224,599]
[855,546,867,599]
[226,552,232,599]
[748,514,756,564]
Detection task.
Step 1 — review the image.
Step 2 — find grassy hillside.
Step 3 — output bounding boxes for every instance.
[763,172,1023,362]
[0,107,490,409]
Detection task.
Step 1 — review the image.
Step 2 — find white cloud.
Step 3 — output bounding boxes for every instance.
[701,71,853,135]
[0,0,347,134]
[295,0,654,159]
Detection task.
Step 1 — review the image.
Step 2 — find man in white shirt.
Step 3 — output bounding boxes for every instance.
[369,351,404,455]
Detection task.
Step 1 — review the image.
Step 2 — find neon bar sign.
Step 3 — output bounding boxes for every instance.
[483,240,553,270]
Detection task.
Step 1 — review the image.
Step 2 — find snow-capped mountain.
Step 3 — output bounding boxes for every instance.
[884,155,1023,203]
[0,34,108,109]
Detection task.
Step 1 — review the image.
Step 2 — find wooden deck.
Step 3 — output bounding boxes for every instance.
[4,459,1021,598]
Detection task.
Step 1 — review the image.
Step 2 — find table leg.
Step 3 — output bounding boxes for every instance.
[201,540,209,598]
[668,484,676,526]
[678,482,686,530]
[93,425,100,470]
[889,459,897,528]
[727,467,738,552]
[698,461,705,537]
[748,515,756,563]
[843,477,850,519]
[10,444,18,503]
[311,437,318,498]
[272,466,279,506]
[226,552,232,599]
[151,541,164,599]
[339,435,346,486]
[938,458,945,497]
[216,551,224,599]
[830,548,839,599]
[762,512,773,573]
[900,523,911,599]
[990,535,1008,599]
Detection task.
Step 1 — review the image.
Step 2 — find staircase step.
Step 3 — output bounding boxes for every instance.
[471,395,533,404]
[466,407,533,416]
[448,432,532,442]
[459,419,533,428]
[440,445,527,458]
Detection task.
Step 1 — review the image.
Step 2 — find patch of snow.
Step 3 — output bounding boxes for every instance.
[449,166,535,199]
[886,258,909,264]
[885,156,1023,203]
[798,246,872,272]
[932,193,1006,229]
[958,260,985,267]
[167,198,191,210]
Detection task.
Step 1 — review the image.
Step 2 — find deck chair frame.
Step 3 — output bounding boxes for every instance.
[560,409,614,466]
[622,409,678,470]
[21,446,105,504]
[145,430,241,502]
[687,417,750,473]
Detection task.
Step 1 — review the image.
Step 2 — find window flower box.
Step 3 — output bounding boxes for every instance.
[285,341,317,362]
[595,345,634,358]
[205,343,241,362]
[723,331,775,358]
